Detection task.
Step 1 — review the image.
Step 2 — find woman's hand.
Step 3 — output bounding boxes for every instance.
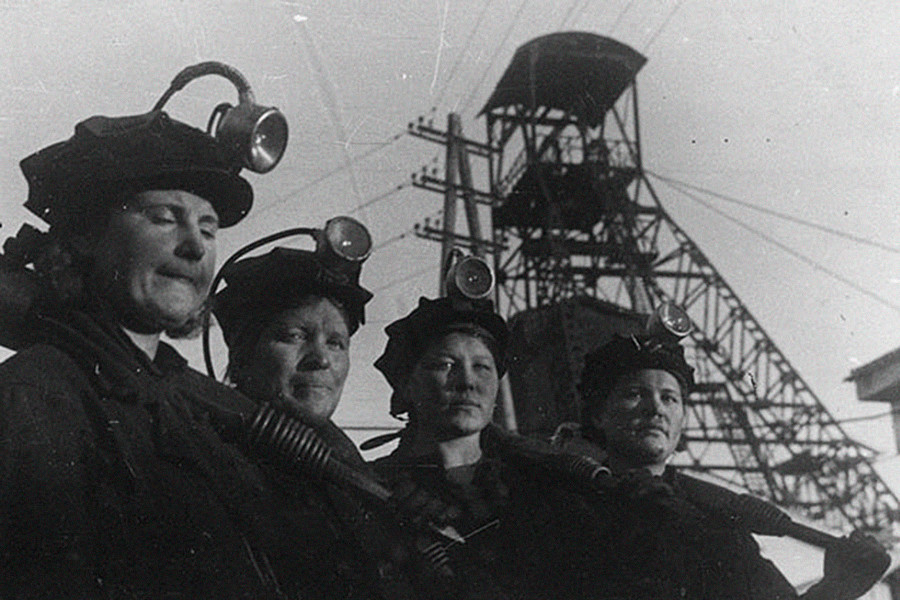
[804,530,890,600]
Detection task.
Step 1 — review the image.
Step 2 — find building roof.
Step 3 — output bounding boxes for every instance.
[847,345,900,404]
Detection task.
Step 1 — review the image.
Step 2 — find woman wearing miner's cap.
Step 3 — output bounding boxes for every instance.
[214,245,431,598]
[214,245,372,433]
[368,293,611,599]
[214,245,421,592]
[215,243,381,467]
[0,110,380,598]
[572,331,889,599]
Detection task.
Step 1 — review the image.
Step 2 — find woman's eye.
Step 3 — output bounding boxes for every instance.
[425,360,454,372]
[616,390,642,405]
[275,330,306,343]
[474,362,494,372]
[662,394,681,404]
[200,227,217,240]
[141,205,177,224]
[328,337,348,350]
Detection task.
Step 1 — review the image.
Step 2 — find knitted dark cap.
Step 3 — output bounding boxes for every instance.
[20,110,252,230]
[579,333,695,410]
[374,296,509,417]
[213,246,373,347]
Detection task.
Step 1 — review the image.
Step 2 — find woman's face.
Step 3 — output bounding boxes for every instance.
[593,368,686,473]
[405,331,499,439]
[239,297,350,424]
[88,189,218,333]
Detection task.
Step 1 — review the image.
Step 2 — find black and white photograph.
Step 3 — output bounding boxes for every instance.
[0,1,897,597]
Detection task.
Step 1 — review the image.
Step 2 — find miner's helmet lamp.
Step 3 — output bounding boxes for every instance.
[646,301,693,342]
[444,251,494,301]
[205,216,373,379]
[319,216,373,264]
[153,61,288,173]
[370,250,507,425]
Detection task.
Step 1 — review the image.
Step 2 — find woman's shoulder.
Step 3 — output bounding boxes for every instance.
[0,344,99,466]
[0,342,91,395]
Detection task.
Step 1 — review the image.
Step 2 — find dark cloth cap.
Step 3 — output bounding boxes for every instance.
[579,333,696,411]
[213,247,373,347]
[374,296,509,416]
[20,110,252,229]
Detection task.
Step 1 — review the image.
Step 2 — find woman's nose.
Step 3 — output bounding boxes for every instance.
[174,223,207,261]
[451,363,477,389]
[298,338,331,370]
[640,392,664,415]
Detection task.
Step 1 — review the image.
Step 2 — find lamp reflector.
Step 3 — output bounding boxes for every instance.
[216,104,288,173]
[323,216,372,262]
[449,256,494,300]
[647,301,692,339]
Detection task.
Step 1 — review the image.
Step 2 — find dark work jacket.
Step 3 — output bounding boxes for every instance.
[0,309,397,599]
[576,466,800,600]
[371,426,611,600]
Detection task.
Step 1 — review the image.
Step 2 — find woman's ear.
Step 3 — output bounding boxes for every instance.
[583,404,608,447]
[400,379,416,414]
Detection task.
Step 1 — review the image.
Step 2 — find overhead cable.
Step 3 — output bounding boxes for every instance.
[347,183,410,216]
[433,0,492,110]
[609,0,636,35]
[373,264,435,293]
[558,0,584,30]
[567,0,595,29]
[648,171,900,254]
[371,209,443,254]
[246,131,407,223]
[643,0,682,52]
[460,0,530,115]
[659,179,900,315]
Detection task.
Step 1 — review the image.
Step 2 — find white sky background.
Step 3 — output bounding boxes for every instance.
[1,0,898,480]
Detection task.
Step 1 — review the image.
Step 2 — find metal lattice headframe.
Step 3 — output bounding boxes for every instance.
[479,42,900,534]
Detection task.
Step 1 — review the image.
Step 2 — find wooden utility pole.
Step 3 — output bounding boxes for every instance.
[410,112,517,431]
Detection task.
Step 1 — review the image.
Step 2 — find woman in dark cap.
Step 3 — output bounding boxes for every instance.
[0,108,404,598]
[370,295,611,599]
[574,332,889,599]
[215,243,492,599]
[214,244,372,458]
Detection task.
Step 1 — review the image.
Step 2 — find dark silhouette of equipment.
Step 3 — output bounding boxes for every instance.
[191,392,464,548]
[675,473,840,549]
[249,403,392,501]
[407,31,900,538]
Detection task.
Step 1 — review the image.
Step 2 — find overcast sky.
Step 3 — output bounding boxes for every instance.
[1,0,898,466]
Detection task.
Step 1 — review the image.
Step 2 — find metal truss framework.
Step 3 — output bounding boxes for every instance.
[409,79,900,537]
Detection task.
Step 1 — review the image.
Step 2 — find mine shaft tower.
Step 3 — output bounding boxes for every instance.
[410,32,899,535]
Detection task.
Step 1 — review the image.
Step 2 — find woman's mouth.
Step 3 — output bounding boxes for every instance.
[158,269,198,286]
[633,423,667,436]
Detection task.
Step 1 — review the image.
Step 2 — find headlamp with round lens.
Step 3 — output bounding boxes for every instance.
[214,102,288,173]
[647,301,692,340]
[153,61,289,174]
[446,255,494,300]
[321,216,372,262]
